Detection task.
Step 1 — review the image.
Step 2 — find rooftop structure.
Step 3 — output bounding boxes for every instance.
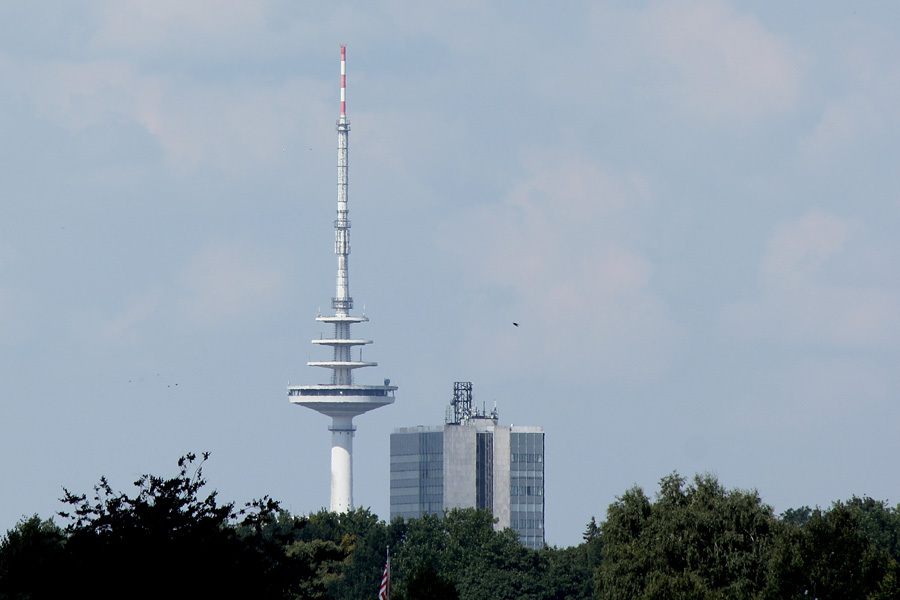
[289,46,396,513]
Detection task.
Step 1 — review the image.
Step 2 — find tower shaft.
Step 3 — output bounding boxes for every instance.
[330,415,354,511]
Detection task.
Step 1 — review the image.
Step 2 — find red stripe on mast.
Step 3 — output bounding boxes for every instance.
[340,45,347,117]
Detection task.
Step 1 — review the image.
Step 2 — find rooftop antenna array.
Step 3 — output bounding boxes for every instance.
[446,382,498,425]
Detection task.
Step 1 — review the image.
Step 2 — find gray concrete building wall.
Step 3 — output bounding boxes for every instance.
[442,424,477,509]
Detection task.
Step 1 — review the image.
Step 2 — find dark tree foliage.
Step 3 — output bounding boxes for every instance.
[582,515,604,571]
[596,472,778,600]
[401,564,460,600]
[241,507,349,599]
[539,543,598,600]
[780,506,813,528]
[0,515,66,599]
[291,507,404,600]
[767,502,900,600]
[12,456,900,600]
[55,452,272,598]
[0,453,346,600]
[390,508,573,600]
[843,496,900,563]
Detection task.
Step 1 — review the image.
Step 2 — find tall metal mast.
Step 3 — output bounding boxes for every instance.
[288,46,397,513]
[334,44,351,323]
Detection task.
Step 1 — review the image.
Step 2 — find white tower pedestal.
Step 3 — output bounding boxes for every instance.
[329,415,354,512]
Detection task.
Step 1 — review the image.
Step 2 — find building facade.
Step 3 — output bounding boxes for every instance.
[390,383,545,549]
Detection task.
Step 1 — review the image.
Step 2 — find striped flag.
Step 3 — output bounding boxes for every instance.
[378,548,390,600]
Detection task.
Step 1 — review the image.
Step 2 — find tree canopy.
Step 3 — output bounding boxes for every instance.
[1,453,344,600]
[596,472,777,600]
[3,457,900,600]
[596,472,900,600]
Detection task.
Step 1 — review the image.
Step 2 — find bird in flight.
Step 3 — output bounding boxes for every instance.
[513,322,519,327]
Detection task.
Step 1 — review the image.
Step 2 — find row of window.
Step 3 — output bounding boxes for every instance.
[390,453,443,463]
[511,474,543,484]
[391,506,443,520]
[511,453,543,463]
[511,518,543,530]
[391,468,443,480]
[390,432,444,455]
[391,477,442,488]
[510,485,543,496]
[391,462,442,472]
[391,453,540,466]
[391,494,443,505]
[511,498,544,508]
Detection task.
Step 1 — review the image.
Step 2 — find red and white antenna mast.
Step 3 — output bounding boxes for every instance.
[340,44,347,119]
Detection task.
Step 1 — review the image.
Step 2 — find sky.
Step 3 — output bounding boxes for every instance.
[1,0,899,548]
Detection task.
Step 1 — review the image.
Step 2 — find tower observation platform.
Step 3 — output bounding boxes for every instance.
[288,45,396,513]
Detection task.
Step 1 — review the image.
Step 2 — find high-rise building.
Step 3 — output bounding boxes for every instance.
[390,383,545,549]
[288,45,396,513]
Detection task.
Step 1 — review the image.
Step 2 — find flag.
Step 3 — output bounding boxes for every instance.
[378,548,390,600]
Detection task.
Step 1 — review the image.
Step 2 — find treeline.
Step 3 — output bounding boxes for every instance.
[2,455,899,600]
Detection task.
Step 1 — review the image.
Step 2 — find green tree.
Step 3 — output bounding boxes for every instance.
[583,515,603,565]
[403,564,460,600]
[597,472,778,600]
[0,515,66,599]
[538,543,597,600]
[780,506,812,528]
[293,507,399,600]
[241,508,349,600]
[844,496,900,562]
[52,453,342,600]
[766,503,900,600]
[390,508,549,600]
[594,484,654,600]
[57,453,258,598]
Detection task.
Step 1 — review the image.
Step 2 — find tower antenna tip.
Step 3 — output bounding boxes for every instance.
[340,45,347,117]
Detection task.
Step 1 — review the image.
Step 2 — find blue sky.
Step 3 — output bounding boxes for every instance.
[2,0,899,547]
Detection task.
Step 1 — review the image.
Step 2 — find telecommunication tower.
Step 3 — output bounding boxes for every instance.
[288,46,396,513]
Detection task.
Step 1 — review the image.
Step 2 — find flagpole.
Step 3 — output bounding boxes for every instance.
[379,545,391,600]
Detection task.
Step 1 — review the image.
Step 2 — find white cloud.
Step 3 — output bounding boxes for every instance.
[98,292,162,343]
[783,358,892,426]
[635,0,801,122]
[0,244,24,341]
[730,355,894,436]
[92,0,267,51]
[65,290,162,348]
[759,211,858,280]
[137,75,330,172]
[441,151,682,382]
[1,57,139,133]
[0,52,331,173]
[722,211,900,347]
[800,93,884,158]
[178,240,287,325]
